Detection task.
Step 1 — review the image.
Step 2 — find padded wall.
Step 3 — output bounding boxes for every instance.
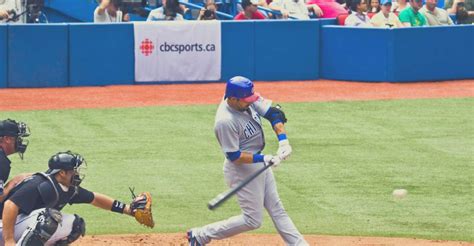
[321,26,391,82]
[254,20,319,81]
[391,25,474,82]
[0,25,6,88]
[69,23,134,86]
[8,24,68,88]
[221,21,255,81]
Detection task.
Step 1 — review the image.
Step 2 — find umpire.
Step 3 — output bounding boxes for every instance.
[0,119,30,201]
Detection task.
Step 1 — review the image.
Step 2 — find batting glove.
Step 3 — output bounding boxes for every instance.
[264,155,281,167]
[277,139,292,160]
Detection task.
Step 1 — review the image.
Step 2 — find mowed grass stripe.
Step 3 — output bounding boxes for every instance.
[2,98,473,241]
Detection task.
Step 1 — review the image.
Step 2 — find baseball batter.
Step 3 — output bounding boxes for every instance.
[188,76,308,246]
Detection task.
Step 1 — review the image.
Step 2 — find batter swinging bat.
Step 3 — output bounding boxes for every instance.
[208,161,274,210]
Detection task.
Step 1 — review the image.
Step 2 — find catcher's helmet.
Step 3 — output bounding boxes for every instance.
[47,151,86,186]
[225,76,260,103]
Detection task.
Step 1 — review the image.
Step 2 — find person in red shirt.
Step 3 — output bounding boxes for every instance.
[234,0,267,19]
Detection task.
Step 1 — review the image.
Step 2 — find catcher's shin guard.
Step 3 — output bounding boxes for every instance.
[54,214,86,246]
[17,208,62,246]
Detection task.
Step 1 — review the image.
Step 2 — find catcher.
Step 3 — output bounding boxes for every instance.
[0,151,154,246]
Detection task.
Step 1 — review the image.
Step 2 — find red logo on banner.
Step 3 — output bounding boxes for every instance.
[140,39,154,56]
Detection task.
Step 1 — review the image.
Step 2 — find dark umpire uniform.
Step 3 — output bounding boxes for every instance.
[0,119,30,197]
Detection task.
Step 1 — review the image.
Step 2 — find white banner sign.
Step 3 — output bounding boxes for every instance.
[134,21,221,82]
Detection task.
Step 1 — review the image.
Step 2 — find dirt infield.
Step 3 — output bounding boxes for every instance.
[77,233,473,246]
[0,80,473,111]
[2,80,473,245]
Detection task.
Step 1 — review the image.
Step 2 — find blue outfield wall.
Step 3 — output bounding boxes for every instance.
[221,20,320,82]
[8,24,69,88]
[221,21,255,81]
[321,26,391,82]
[321,25,474,82]
[1,21,473,88]
[69,23,134,86]
[254,20,319,81]
[0,25,6,88]
[391,26,474,82]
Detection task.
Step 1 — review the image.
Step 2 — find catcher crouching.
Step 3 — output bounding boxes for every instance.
[0,151,154,246]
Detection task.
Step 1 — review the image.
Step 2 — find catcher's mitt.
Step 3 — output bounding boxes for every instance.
[130,189,155,228]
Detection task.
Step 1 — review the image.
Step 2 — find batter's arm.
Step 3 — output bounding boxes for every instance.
[2,200,20,245]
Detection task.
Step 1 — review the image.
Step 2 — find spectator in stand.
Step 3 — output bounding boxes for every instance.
[0,0,20,23]
[399,0,427,26]
[234,0,266,20]
[445,0,474,23]
[147,0,185,21]
[368,0,381,13]
[420,0,454,25]
[371,0,403,26]
[94,0,130,23]
[198,0,218,20]
[345,0,373,26]
[392,0,410,12]
[306,0,348,18]
[270,0,323,19]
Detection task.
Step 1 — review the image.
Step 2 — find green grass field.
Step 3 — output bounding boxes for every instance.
[2,98,473,241]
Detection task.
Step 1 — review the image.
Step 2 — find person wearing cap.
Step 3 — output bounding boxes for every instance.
[419,0,454,25]
[0,119,31,202]
[399,0,427,26]
[371,0,404,27]
[234,0,266,19]
[0,151,150,245]
[345,0,374,26]
[187,76,308,246]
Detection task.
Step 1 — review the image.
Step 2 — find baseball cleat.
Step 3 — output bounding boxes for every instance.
[187,230,203,246]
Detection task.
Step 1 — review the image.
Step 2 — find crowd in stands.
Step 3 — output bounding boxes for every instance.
[90,0,472,25]
[0,0,470,24]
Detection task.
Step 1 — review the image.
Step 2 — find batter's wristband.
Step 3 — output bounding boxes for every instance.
[253,154,265,163]
[111,200,126,214]
[277,133,287,141]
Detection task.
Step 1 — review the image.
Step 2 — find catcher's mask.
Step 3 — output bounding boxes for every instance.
[47,151,86,188]
[0,119,30,159]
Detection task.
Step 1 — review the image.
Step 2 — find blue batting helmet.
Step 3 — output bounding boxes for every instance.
[225,76,260,103]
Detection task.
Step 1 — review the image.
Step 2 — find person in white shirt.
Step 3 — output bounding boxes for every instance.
[419,0,454,25]
[94,0,130,23]
[270,0,323,19]
[147,0,184,21]
[345,0,373,26]
[371,0,403,27]
[0,0,21,23]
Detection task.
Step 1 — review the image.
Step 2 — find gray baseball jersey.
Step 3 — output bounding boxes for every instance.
[191,97,308,246]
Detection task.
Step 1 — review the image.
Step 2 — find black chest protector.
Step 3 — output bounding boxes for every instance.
[36,172,61,208]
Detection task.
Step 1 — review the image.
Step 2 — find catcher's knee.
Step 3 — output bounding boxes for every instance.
[54,214,86,245]
[18,208,62,246]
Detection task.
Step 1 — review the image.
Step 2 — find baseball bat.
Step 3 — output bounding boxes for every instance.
[208,162,274,210]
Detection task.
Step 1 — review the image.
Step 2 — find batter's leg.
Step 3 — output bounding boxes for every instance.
[264,168,308,246]
[192,162,267,245]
